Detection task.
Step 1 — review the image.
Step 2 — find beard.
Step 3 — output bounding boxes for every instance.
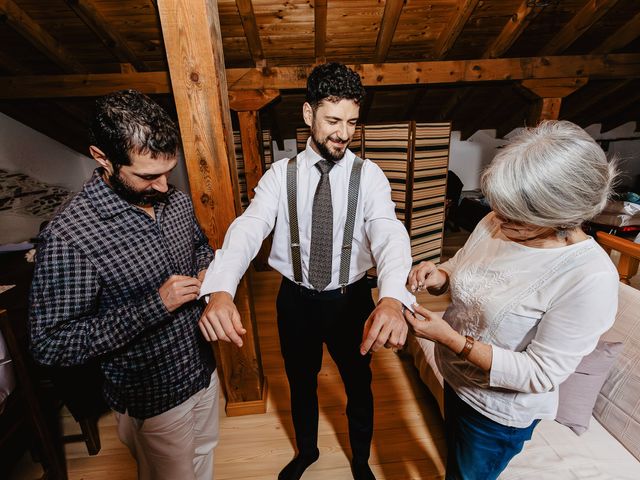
[311,128,351,163]
[108,169,169,206]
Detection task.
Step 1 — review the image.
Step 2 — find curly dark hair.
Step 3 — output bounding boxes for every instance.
[89,89,179,169]
[306,62,366,109]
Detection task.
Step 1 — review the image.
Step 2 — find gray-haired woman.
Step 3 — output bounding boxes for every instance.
[406,120,619,480]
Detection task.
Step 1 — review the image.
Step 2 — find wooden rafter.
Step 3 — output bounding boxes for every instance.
[432,0,480,59]
[236,0,264,66]
[483,0,543,59]
[1,54,640,98]
[64,0,148,72]
[228,89,280,111]
[592,10,640,54]
[373,0,405,63]
[540,0,620,56]
[0,0,87,73]
[460,90,507,140]
[314,0,327,63]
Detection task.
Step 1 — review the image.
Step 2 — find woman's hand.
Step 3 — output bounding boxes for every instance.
[404,303,455,344]
[406,303,493,371]
[407,261,448,293]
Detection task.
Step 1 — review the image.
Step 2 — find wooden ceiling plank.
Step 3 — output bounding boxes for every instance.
[592,10,640,54]
[404,87,427,120]
[314,0,327,63]
[483,0,543,59]
[0,0,87,73]
[540,0,620,56]
[581,88,640,126]
[235,0,264,65]
[64,0,148,72]
[359,90,375,123]
[2,54,640,98]
[373,0,405,63]
[438,86,473,121]
[563,79,633,119]
[0,49,29,74]
[432,0,480,60]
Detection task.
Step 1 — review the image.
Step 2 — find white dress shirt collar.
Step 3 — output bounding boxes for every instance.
[303,137,349,170]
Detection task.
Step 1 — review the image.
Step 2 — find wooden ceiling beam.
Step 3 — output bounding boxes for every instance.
[229,89,280,111]
[373,0,405,63]
[236,0,265,66]
[483,0,543,59]
[592,10,640,54]
[0,0,87,73]
[1,54,640,98]
[64,0,148,72]
[314,0,327,63]
[226,54,640,90]
[432,0,480,59]
[520,77,588,99]
[540,0,620,56]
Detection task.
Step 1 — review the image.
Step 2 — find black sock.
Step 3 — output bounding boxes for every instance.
[278,450,320,480]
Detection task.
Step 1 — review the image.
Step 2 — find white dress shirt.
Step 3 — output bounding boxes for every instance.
[200,138,415,307]
[436,213,619,427]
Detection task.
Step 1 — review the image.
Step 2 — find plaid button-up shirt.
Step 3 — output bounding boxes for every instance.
[29,170,216,419]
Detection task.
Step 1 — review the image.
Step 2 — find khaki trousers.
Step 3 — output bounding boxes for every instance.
[115,370,220,480]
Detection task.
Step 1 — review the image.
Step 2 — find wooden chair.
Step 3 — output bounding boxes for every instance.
[596,231,640,285]
[0,308,68,479]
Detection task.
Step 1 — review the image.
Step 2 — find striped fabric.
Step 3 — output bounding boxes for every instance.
[295,122,450,265]
[233,130,272,210]
[410,122,451,264]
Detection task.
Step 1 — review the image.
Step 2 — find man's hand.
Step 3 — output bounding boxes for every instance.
[197,269,207,283]
[360,297,408,355]
[159,275,202,312]
[407,261,448,293]
[198,291,246,347]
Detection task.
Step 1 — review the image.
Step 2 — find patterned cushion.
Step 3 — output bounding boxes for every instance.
[555,340,623,435]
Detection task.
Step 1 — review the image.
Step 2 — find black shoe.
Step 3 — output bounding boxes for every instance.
[351,460,376,480]
[278,450,320,480]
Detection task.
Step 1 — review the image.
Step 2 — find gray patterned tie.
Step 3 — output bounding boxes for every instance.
[308,160,334,291]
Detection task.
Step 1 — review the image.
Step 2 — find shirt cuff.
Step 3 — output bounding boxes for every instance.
[488,345,514,389]
[145,290,173,325]
[378,283,416,310]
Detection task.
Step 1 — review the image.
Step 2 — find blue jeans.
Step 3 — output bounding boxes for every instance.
[444,383,539,480]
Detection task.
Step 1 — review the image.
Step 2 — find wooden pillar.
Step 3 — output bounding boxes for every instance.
[156,0,266,416]
[520,78,588,125]
[229,89,279,271]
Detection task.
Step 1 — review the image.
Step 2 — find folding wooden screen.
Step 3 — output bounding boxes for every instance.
[234,130,272,210]
[296,122,451,264]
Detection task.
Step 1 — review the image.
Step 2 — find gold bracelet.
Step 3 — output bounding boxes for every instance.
[457,335,475,361]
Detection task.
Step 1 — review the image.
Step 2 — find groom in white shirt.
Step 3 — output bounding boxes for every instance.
[198,62,414,480]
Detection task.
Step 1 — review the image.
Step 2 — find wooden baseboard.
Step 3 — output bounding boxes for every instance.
[224,376,268,417]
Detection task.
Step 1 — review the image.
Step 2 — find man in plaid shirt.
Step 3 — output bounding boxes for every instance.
[29,90,219,480]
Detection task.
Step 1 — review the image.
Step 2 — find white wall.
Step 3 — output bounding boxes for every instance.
[0,113,191,244]
[0,113,95,244]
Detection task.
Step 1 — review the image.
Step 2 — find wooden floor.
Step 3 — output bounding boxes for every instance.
[12,271,452,480]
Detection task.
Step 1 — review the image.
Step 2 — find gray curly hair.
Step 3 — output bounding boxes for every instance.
[481,120,618,230]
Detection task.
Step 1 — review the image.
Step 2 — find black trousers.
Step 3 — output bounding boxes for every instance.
[276,276,376,461]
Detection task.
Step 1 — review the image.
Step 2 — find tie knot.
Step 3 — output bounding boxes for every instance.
[315,160,334,175]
